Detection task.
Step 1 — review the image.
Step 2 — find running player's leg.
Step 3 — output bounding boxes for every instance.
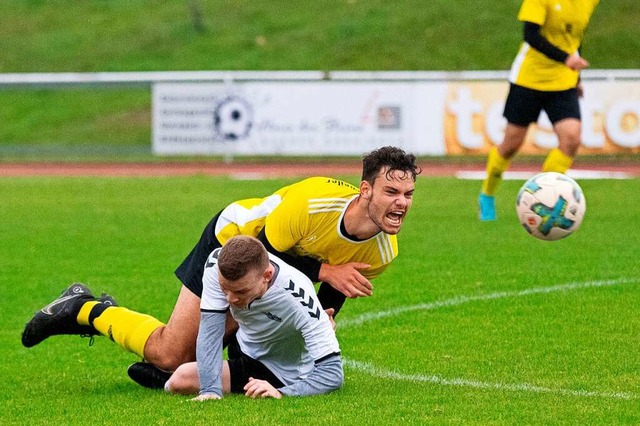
[479,84,539,221]
[543,118,580,172]
[479,123,528,220]
[497,123,529,159]
[487,83,541,188]
[542,88,581,173]
[553,118,581,157]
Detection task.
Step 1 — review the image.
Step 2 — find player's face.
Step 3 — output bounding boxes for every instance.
[219,267,271,309]
[363,168,415,235]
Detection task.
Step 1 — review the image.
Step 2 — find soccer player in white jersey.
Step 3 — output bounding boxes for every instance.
[165,236,343,399]
[22,146,419,389]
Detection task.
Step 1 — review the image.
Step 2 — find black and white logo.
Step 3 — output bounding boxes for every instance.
[213,95,253,141]
[285,280,321,320]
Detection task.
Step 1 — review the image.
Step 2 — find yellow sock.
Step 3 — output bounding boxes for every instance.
[77,302,164,358]
[77,301,99,325]
[542,148,573,173]
[481,146,511,196]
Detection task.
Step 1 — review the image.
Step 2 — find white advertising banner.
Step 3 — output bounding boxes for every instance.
[152,82,446,156]
[153,78,639,157]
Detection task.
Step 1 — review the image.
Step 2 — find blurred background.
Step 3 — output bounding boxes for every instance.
[1,0,638,162]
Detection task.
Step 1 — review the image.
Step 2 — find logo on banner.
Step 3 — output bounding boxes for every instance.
[444,83,640,155]
[213,95,254,141]
[377,106,401,129]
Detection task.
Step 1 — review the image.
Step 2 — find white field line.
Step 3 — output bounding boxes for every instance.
[343,358,638,400]
[340,278,639,399]
[339,278,638,329]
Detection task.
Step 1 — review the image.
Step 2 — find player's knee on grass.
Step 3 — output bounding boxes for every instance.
[165,362,200,395]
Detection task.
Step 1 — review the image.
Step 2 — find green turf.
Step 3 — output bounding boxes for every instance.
[1,0,638,157]
[2,0,636,72]
[1,175,639,424]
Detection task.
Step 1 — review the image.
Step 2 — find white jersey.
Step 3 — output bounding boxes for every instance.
[201,250,340,386]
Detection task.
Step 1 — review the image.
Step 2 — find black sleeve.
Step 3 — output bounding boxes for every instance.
[316,283,346,316]
[523,21,569,63]
[256,227,322,282]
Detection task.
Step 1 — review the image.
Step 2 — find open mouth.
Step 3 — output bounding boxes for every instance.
[386,211,404,226]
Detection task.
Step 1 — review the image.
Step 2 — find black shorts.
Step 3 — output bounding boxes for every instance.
[503,83,581,126]
[227,335,284,393]
[174,211,223,297]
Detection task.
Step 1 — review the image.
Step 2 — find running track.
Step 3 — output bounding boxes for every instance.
[1,160,639,178]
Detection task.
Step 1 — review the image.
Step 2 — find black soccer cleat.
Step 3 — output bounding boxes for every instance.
[127,362,173,389]
[21,283,97,348]
[98,293,118,307]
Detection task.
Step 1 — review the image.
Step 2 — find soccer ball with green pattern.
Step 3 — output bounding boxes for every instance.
[516,172,586,241]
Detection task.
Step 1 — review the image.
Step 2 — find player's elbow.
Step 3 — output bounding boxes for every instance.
[332,364,345,391]
[325,360,345,393]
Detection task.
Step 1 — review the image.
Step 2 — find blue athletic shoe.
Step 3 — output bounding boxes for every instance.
[478,193,496,221]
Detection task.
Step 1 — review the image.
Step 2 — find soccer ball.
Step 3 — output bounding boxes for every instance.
[516,172,586,241]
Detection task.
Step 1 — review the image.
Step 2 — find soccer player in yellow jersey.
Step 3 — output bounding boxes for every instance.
[22,146,421,389]
[478,0,599,221]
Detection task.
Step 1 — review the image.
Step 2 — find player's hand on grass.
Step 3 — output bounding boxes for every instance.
[191,393,222,401]
[565,52,589,71]
[319,262,373,298]
[244,377,283,399]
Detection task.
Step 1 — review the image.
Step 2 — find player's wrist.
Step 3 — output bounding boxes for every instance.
[317,263,332,282]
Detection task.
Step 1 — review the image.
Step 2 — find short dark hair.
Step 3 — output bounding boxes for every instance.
[218,236,269,281]
[361,146,421,184]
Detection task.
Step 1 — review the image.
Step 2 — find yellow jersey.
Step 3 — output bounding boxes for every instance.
[214,177,398,281]
[509,0,599,91]
[215,177,398,279]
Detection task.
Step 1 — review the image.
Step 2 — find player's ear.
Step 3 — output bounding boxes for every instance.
[360,180,373,200]
[263,264,274,282]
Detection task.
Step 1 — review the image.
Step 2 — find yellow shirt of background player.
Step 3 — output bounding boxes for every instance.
[510,0,599,91]
[215,177,398,281]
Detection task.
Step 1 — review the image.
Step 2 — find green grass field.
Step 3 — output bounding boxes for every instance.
[1,175,639,425]
[3,0,638,72]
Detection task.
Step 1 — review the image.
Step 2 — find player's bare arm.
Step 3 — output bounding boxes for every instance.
[318,262,373,298]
